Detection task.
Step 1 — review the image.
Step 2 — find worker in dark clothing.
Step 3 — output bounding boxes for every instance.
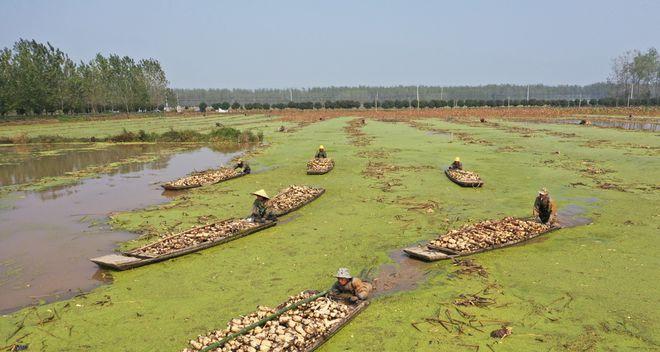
[234,159,251,174]
[533,188,557,224]
[449,157,463,170]
[250,189,275,223]
[315,145,327,159]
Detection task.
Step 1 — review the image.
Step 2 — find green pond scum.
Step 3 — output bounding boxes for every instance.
[0,114,658,352]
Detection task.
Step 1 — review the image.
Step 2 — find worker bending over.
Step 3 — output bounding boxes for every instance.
[533,188,557,224]
[315,145,327,159]
[330,268,372,302]
[250,189,275,223]
[234,159,251,174]
[449,157,463,170]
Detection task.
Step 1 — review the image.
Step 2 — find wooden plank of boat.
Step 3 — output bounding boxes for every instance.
[271,188,326,217]
[304,300,370,352]
[404,225,560,262]
[307,164,334,175]
[444,168,484,188]
[403,246,456,261]
[161,171,246,190]
[90,220,276,271]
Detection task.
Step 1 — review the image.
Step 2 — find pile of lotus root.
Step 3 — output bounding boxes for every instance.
[427,217,552,253]
[183,291,353,352]
[446,168,482,183]
[267,185,324,215]
[166,168,240,188]
[131,219,257,257]
[307,158,334,173]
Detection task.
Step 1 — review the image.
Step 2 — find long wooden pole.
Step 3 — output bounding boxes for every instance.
[200,290,329,352]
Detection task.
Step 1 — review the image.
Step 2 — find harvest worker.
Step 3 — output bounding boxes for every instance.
[533,188,556,224]
[234,159,251,174]
[330,268,372,302]
[315,145,327,159]
[250,189,275,222]
[449,157,463,170]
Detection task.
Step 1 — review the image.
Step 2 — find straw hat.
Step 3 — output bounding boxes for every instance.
[538,188,548,195]
[319,145,325,150]
[252,189,270,199]
[335,268,352,279]
[454,157,460,162]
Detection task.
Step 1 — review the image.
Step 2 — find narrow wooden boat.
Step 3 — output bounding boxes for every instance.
[307,159,335,175]
[404,223,560,262]
[90,219,276,270]
[304,300,370,351]
[161,170,246,190]
[444,168,483,187]
[270,187,326,217]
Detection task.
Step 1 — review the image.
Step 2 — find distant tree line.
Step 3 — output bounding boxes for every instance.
[0,39,174,116]
[200,97,658,111]
[175,84,616,107]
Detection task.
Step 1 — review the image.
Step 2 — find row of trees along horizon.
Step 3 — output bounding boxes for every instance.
[200,96,657,112]
[0,39,658,117]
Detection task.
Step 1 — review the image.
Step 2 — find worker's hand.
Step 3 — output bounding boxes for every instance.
[349,296,359,303]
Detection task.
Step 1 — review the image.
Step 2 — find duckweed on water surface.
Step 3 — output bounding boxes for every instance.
[1,114,658,351]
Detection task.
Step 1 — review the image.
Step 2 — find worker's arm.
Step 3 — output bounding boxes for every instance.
[532,198,540,217]
[353,278,372,300]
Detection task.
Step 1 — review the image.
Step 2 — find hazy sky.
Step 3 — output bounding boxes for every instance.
[1,0,658,88]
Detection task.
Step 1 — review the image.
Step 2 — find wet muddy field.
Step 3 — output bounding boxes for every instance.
[0,145,242,313]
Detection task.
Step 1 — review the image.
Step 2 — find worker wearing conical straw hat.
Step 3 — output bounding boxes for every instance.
[234,158,251,174]
[330,268,373,302]
[533,188,557,225]
[250,189,274,223]
[449,157,463,170]
[315,145,327,159]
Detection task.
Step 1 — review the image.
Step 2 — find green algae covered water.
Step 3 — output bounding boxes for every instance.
[0,115,658,351]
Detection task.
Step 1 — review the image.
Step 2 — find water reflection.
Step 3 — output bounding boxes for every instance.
[0,145,243,313]
[0,143,244,187]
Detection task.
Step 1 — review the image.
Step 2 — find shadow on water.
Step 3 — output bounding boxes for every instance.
[0,145,244,314]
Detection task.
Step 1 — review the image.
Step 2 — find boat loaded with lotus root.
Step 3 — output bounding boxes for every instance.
[162,167,246,190]
[306,158,334,175]
[182,290,369,352]
[267,185,326,216]
[90,218,276,270]
[444,168,484,187]
[404,217,560,261]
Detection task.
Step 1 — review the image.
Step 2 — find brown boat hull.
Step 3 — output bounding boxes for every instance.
[90,220,276,270]
[404,224,560,262]
[444,168,484,187]
[161,172,246,190]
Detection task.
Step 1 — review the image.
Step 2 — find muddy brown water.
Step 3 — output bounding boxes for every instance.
[0,144,176,187]
[373,250,431,296]
[0,146,243,314]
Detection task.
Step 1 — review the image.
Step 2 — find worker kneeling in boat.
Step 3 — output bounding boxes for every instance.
[449,157,463,170]
[315,145,327,159]
[330,268,372,302]
[533,188,557,224]
[234,159,251,174]
[250,189,275,223]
